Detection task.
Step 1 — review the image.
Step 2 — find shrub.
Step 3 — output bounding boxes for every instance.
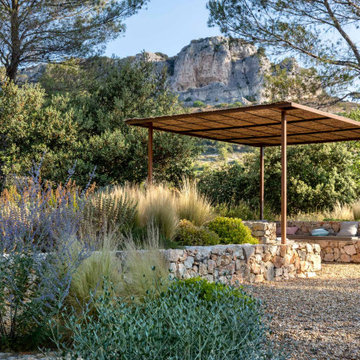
[207,216,258,244]
[52,279,276,360]
[198,143,360,215]
[192,100,206,107]
[172,277,255,304]
[174,219,220,246]
[176,180,215,226]
[215,201,276,221]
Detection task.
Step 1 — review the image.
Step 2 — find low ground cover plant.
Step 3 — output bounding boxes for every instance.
[52,278,276,360]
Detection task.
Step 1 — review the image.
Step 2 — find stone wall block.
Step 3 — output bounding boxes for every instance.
[184,256,194,269]
[243,245,255,262]
[207,259,216,274]
[166,249,184,262]
[344,245,356,256]
[199,262,207,276]
[273,256,284,268]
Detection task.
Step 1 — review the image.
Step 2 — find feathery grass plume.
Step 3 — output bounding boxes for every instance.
[81,185,137,239]
[323,201,354,220]
[120,225,170,303]
[66,233,122,314]
[288,211,325,221]
[177,179,215,226]
[136,184,178,240]
[353,201,360,221]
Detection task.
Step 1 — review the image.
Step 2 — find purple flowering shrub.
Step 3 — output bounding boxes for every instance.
[0,164,89,350]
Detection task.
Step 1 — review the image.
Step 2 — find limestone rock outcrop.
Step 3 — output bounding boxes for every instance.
[148,37,270,105]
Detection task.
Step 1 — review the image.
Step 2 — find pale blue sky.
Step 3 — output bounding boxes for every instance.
[105,0,221,58]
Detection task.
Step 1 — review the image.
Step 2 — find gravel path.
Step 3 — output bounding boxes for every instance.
[243,263,360,360]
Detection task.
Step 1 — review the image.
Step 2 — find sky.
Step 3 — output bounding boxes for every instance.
[105,0,221,58]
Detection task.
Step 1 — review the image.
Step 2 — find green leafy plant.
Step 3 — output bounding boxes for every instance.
[172,277,255,304]
[198,142,360,215]
[192,100,206,107]
[52,278,277,360]
[174,219,220,246]
[215,201,276,221]
[207,216,258,244]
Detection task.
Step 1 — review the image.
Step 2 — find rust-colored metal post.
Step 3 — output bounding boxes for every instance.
[148,123,153,184]
[260,146,265,220]
[281,111,287,245]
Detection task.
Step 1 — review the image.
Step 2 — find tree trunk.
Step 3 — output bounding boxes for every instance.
[7,0,20,82]
[6,63,19,82]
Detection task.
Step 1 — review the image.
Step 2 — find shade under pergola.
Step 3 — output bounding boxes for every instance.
[126,101,360,244]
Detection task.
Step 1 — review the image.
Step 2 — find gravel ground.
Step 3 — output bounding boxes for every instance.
[243,263,360,360]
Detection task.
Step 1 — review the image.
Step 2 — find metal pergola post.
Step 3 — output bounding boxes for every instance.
[281,111,287,245]
[147,123,153,184]
[260,146,265,220]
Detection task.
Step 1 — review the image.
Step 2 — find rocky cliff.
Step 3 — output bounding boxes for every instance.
[19,36,323,106]
[141,37,270,105]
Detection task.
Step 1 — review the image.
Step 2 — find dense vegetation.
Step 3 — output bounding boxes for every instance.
[0,57,200,188]
[53,278,274,360]
[0,171,269,356]
[199,139,360,216]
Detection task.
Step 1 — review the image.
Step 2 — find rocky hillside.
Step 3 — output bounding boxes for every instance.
[149,37,270,105]
[19,36,325,106]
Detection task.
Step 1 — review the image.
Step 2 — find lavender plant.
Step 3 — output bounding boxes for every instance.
[0,163,89,350]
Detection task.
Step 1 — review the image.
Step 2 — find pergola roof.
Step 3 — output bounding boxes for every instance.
[126,101,360,147]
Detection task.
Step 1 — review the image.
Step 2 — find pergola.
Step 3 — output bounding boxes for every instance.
[126,101,360,244]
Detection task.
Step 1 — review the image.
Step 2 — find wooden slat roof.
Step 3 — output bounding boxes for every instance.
[125,101,360,147]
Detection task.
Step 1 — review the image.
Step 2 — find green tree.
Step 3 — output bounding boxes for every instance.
[0,82,79,183]
[0,0,147,81]
[207,0,360,101]
[264,58,325,103]
[0,58,201,187]
[39,57,117,96]
[69,57,200,186]
[199,143,360,214]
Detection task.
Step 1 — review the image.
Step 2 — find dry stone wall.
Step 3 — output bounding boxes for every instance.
[160,242,321,284]
[243,221,277,243]
[275,220,360,263]
[295,239,360,263]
